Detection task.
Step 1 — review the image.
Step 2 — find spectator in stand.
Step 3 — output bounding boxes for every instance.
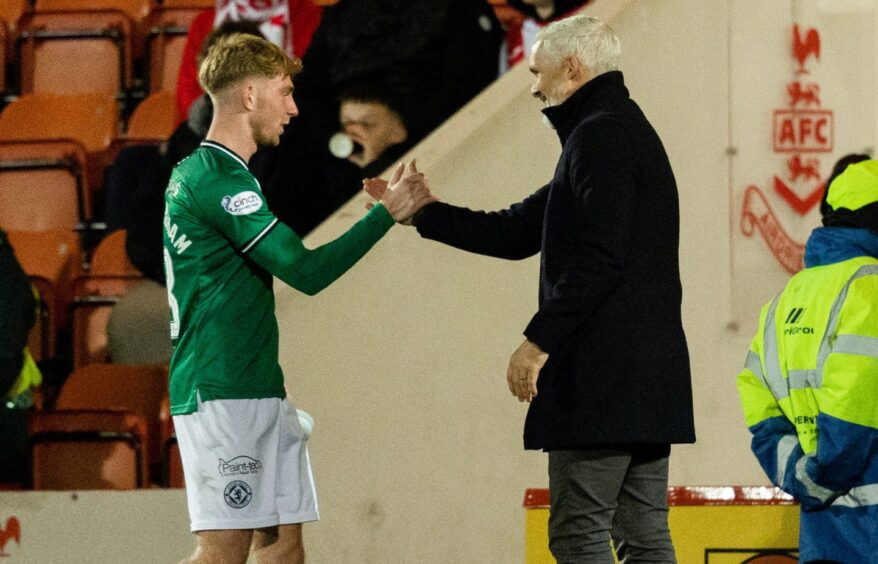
[498,0,591,70]
[336,76,414,175]
[295,0,502,152]
[249,0,503,235]
[176,0,323,122]
[0,228,40,485]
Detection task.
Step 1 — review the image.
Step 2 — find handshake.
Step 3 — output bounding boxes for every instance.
[362,159,438,225]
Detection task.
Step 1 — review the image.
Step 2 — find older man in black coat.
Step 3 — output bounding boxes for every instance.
[368,14,694,563]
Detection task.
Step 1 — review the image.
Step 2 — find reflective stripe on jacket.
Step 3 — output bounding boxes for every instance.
[737,256,878,563]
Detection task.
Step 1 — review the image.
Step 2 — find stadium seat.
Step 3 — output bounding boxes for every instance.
[17,9,135,99]
[34,0,153,60]
[0,140,91,231]
[126,91,177,141]
[15,10,133,99]
[0,0,29,25]
[159,395,184,488]
[0,21,7,97]
[71,232,143,368]
[34,0,151,25]
[90,229,142,276]
[6,229,83,358]
[29,409,148,489]
[70,292,118,368]
[159,0,213,8]
[145,5,204,94]
[55,363,167,483]
[0,93,120,190]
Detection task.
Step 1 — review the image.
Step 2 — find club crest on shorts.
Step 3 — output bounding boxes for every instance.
[221,191,262,215]
[224,480,253,509]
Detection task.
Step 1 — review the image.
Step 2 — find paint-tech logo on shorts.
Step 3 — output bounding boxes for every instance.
[218,456,262,477]
[224,481,253,509]
[222,191,262,215]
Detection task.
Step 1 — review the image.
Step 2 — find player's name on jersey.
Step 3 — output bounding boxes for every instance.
[165,209,193,255]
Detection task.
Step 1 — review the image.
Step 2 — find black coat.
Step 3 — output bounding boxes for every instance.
[415,71,695,450]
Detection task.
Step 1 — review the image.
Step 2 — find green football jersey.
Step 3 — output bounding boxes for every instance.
[164,141,394,415]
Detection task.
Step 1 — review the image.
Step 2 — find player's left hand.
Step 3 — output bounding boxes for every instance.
[507,339,548,403]
[363,160,437,225]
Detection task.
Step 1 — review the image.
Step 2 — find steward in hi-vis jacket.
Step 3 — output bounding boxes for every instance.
[737,159,878,564]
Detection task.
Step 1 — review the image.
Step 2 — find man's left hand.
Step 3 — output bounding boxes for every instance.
[507,339,548,403]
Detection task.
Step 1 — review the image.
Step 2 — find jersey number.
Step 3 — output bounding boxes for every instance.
[164,247,180,340]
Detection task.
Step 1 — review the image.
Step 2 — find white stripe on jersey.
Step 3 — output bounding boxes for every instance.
[201,141,248,169]
[242,218,279,254]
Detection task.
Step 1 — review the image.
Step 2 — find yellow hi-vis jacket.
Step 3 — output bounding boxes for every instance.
[737,255,878,563]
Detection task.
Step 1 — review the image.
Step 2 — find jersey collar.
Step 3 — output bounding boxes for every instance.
[200,140,248,170]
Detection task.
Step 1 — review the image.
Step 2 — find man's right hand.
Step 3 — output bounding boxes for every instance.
[365,160,437,224]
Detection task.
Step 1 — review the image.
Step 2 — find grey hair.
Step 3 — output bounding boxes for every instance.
[536,15,621,75]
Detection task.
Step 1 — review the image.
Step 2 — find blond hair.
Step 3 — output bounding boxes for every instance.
[198,33,302,96]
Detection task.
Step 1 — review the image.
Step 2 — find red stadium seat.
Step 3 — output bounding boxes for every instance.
[17,10,135,98]
[0,94,120,191]
[0,140,91,231]
[126,91,177,141]
[146,5,205,94]
[6,230,83,359]
[29,409,148,489]
[159,395,184,488]
[90,229,142,276]
[55,363,167,483]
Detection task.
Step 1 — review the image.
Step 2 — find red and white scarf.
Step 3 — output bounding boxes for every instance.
[214,0,293,56]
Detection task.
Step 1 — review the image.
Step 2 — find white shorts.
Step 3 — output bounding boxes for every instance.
[173,395,319,531]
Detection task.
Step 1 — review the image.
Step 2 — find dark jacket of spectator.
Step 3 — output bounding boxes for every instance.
[506,0,587,21]
[296,0,503,146]
[414,71,695,450]
[0,229,36,397]
[250,0,503,235]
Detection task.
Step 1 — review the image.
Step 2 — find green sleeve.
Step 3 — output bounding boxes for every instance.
[247,204,395,295]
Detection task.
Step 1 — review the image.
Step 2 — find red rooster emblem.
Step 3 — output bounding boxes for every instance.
[0,517,21,557]
[793,24,820,74]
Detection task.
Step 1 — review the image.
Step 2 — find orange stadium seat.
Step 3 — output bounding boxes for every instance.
[159,0,213,8]
[69,293,118,368]
[70,279,143,369]
[0,21,7,96]
[6,230,83,359]
[0,0,29,30]
[126,91,177,141]
[34,0,151,25]
[90,229,142,276]
[159,395,184,488]
[70,231,143,369]
[0,94,120,190]
[146,5,204,94]
[34,0,153,60]
[17,10,135,98]
[0,140,91,231]
[29,409,148,489]
[55,363,167,483]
